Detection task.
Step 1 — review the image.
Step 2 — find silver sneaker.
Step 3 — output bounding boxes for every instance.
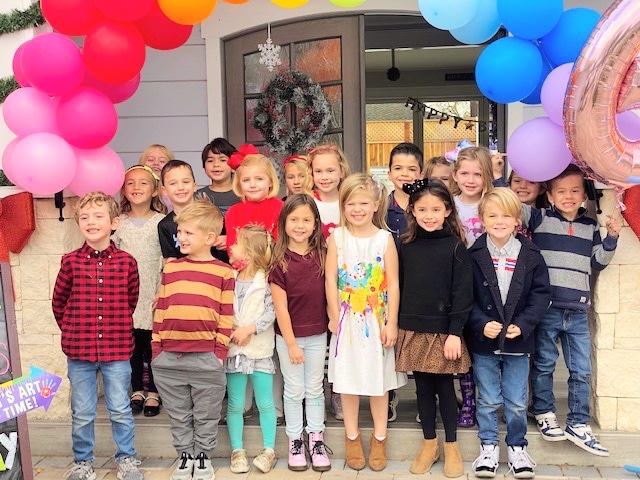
[472,444,499,478]
[507,446,536,478]
[535,412,565,441]
[117,457,143,480]
[64,461,96,480]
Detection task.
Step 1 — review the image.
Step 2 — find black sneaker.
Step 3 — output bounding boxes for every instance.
[387,390,399,422]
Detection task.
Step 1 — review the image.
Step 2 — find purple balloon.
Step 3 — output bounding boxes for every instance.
[2,87,58,137]
[8,133,77,195]
[507,116,572,182]
[541,63,573,126]
[617,111,640,141]
[68,146,126,196]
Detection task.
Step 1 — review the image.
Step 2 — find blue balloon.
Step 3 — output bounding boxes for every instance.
[475,37,543,104]
[450,0,501,45]
[521,57,553,105]
[540,8,600,67]
[418,0,480,31]
[497,0,563,40]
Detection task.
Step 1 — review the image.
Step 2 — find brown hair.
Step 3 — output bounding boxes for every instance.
[120,165,167,215]
[75,192,119,223]
[424,156,450,178]
[236,225,274,273]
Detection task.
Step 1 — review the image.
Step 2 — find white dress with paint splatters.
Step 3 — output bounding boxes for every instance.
[328,227,407,396]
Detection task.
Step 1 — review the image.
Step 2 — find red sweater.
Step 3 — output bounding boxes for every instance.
[225,197,284,253]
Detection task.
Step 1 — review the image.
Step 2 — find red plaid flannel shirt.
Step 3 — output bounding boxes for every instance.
[52,242,139,362]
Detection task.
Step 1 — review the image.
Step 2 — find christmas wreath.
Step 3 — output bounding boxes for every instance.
[251,70,331,155]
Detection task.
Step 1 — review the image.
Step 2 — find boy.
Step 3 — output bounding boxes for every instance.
[151,199,235,480]
[523,164,621,457]
[385,142,423,422]
[52,192,142,480]
[196,138,241,264]
[467,189,551,478]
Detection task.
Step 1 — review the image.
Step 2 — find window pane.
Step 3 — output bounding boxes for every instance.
[244,45,291,95]
[323,85,342,129]
[295,38,341,83]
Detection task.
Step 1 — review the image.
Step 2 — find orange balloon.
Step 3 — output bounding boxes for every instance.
[271,0,309,8]
[224,0,249,3]
[158,0,217,25]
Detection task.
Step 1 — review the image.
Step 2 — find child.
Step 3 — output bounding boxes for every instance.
[450,146,495,428]
[139,144,175,211]
[196,138,241,263]
[424,156,452,185]
[467,188,551,478]
[113,165,166,418]
[283,154,310,198]
[395,178,472,478]
[308,144,351,239]
[509,171,548,208]
[326,173,407,472]
[524,164,620,457]
[53,192,143,480]
[226,225,278,474]
[270,195,331,472]
[151,199,234,480]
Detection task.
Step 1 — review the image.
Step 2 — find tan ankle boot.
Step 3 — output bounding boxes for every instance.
[345,434,365,470]
[443,441,464,477]
[410,438,440,474]
[368,434,387,471]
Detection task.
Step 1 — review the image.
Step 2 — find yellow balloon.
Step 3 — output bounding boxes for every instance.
[329,0,366,7]
[271,0,309,8]
[158,0,217,26]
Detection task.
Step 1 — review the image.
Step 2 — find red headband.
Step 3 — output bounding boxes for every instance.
[283,154,307,168]
[228,144,259,170]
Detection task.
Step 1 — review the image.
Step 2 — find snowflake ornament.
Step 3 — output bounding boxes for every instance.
[258,24,282,72]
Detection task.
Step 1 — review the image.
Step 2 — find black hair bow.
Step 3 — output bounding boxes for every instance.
[402,178,429,195]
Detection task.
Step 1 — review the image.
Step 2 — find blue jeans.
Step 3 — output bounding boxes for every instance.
[473,352,529,447]
[67,359,136,462]
[531,307,591,426]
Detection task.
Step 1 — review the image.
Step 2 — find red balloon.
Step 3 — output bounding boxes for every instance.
[83,70,141,103]
[135,3,193,50]
[41,0,104,36]
[94,0,154,22]
[83,21,146,84]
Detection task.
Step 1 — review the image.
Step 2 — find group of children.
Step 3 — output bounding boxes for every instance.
[52,139,620,480]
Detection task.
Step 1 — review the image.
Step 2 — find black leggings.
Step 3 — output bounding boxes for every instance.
[130,329,157,394]
[414,372,457,442]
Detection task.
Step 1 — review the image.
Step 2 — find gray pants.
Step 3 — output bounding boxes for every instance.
[152,351,226,457]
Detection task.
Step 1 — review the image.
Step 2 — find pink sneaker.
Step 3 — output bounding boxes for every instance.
[288,437,307,471]
[309,432,332,472]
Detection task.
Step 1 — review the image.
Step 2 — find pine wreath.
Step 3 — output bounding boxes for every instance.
[251,70,331,155]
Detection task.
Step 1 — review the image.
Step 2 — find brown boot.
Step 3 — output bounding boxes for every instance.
[410,438,440,474]
[368,434,387,471]
[345,434,365,470]
[443,441,464,478]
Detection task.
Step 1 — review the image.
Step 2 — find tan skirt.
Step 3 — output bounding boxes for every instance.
[395,329,471,374]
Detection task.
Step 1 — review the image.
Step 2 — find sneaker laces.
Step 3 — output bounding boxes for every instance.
[572,424,605,449]
[311,439,333,456]
[508,447,536,475]
[118,457,142,474]
[64,462,93,479]
[472,446,497,471]
[540,414,561,430]
[195,452,209,469]
[290,438,305,455]
[178,452,192,470]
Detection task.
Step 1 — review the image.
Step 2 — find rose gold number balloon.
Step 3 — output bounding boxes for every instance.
[564,0,640,188]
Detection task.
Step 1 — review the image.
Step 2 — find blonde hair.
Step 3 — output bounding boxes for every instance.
[339,173,389,231]
[284,158,311,195]
[478,187,522,222]
[236,225,273,272]
[120,165,167,215]
[174,199,223,236]
[232,154,280,199]
[138,144,175,166]
[424,156,450,178]
[307,144,351,193]
[75,192,119,222]
[450,146,494,197]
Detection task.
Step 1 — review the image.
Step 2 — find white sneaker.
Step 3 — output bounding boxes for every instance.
[172,453,194,480]
[193,452,214,480]
[535,412,566,441]
[564,424,609,457]
[472,444,499,478]
[507,446,536,478]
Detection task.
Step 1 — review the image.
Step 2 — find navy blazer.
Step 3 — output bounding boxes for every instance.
[465,233,551,355]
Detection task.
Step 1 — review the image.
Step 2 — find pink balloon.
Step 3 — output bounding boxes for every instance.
[1,138,21,184]
[83,70,141,103]
[617,111,640,140]
[68,146,126,196]
[2,87,57,137]
[540,62,573,126]
[21,33,84,96]
[57,87,118,149]
[8,133,77,195]
[507,116,573,182]
[12,41,31,87]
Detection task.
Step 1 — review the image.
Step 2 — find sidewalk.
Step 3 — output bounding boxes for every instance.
[31,455,640,480]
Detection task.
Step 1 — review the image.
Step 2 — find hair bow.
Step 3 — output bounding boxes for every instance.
[444,138,474,163]
[402,178,429,195]
[228,144,259,170]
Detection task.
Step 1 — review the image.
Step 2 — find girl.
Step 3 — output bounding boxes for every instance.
[226,225,278,474]
[424,156,452,185]
[308,144,351,239]
[326,173,406,472]
[509,171,548,208]
[139,144,175,211]
[395,178,472,478]
[270,195,330,472]
[450,146,494,428]
[112,165,167,417]
[283,155,311,198]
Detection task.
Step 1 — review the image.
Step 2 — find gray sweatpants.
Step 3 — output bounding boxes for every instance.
[152,351,226,457]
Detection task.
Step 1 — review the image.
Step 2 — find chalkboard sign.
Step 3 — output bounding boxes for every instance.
[0,264,34,480]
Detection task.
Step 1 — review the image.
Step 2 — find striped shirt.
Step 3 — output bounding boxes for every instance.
[152,257,235,361]
[52,242,139,362]
[487,235,521,305]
